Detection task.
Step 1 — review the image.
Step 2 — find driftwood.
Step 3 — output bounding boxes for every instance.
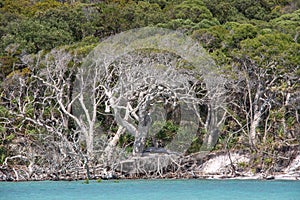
[1,150,299,181]
[0,152,205,181]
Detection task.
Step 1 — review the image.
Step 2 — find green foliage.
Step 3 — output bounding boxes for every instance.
[192,25,230,50]
[239,33,300,67]
[157,19,196,32]
[231,23,258,45]
[0,145,6,164]
[271,9,300,42]
[0,125,5,134]
[83,179,89,184]
[147,0,168,9]
[155,120,179,144]
[203,0,299,23]
[237,161,248,168]
[186,136,202,153]
[5,133,15,141]
[66,36,98,56]
[204,0,246,23]
[172,0,213,23]
[92,0,166,37]
[0,0,63,17]
[34,6,95,41]
[264,157,273,165]
[0,0,35,16]
[0,105,10,118]
[1,18,74,54]
[197,18,220,28]
[0,1,99,54]
[118,132,134,153]
[0,106,14,164]
[0,55,20,80]
[129,1,165,28]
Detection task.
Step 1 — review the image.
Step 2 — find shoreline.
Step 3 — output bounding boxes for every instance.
[0,177,299,182]
[1,152,299,182]
[1,172,299,182]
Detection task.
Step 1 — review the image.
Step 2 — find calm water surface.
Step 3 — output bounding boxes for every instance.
[0,179,299,200]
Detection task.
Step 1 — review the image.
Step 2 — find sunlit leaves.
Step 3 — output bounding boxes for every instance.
[1,19,73,54]
[240,33,300,68]
[172,0,213,23]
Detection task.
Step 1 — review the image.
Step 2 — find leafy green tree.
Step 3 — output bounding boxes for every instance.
[192,25,230,51]
[230,32,300,149]
[271,9,300,42]
[147,0,168,9]
[172,0,213,23]
[0,54,21,80]
[1,19,73,54]
[196,18,220,28]
[0,0,62,17]
[91,2,123,38]
[204,0,246,23]
[230,23,258,46]
[157,19,196,32]
[124,1,165,28]
[34,6,95,41]
[239,33,299,67]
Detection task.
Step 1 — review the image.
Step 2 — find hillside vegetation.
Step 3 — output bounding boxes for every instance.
[0,0,299,180]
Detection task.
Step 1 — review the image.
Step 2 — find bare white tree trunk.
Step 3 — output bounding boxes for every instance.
[104,126,126,161]
[134,103,152,155]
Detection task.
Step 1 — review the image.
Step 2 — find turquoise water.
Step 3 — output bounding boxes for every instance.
[0,179,299,200]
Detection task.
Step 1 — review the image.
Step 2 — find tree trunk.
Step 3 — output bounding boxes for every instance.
[203,103,221,150]
[104,126,126,162]
[282,91,291,137]
[249,111,260,147]
[86,128,94,160]
[248,82,264,149]
[133,108,151,156]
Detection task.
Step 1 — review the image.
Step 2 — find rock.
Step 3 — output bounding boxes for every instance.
[117,154,176,176]
[143,147,169,154]
[284,154,300,174]
[101,171,118,180]
[199,153,250,174]
[265,175,275,180]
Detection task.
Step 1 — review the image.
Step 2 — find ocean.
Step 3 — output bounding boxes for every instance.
[1,179,299,200]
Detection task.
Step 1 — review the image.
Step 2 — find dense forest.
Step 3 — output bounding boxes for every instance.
[0,0,299,180]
